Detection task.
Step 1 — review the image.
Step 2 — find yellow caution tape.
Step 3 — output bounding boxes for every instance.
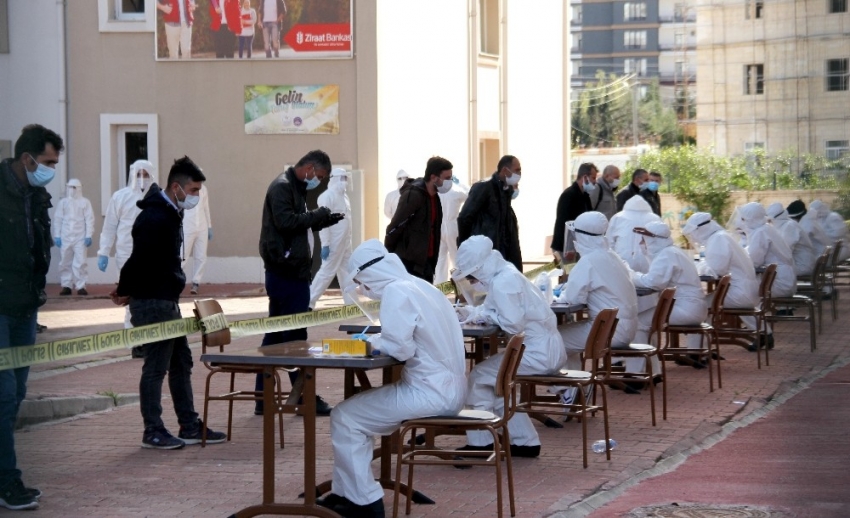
[0,260,562,372]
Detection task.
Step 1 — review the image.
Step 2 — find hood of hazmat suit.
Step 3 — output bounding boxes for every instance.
[97,159,159,262]
[606,196,661,272]
[739,202,796,297]
[768,202,817,276]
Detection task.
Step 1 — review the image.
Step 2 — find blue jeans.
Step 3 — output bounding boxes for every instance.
[255,271,310,399]
[238,35,253,58]
[0,312,36,486]
[130,299,198,433]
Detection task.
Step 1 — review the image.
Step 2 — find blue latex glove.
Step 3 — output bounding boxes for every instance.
[84,237,92,247]
[451,175,460,184]
[54,237,61,248]
[97,255,108,272]
[321,246,330,261]
[370,349,382,356]
[208,228,213,241]
[553,285,563,298]
[352,333,369,341]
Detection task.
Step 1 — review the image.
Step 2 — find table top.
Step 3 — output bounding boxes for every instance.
[200,340,402,369]
[635,287,656,297]
[550,302,588,315]
[339,323,500,337]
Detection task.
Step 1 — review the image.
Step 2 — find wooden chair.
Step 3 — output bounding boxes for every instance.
[796,247,831,334]
[828,239,850,287]
[514,308,619,468]
[718,264,777,369]
[664,275,730,399]
[392,334,526,518]
[194,299,289,448]
[607,288,676,426]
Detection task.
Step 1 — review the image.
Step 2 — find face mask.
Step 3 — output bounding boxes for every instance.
[511,189,519,200]
[25,154,56,187]
[305,172,321,190]
[646,181,659,192]
[177,185,200,210]
[583,180,596,193]
[138,175,152,192]
[610,178,621,188]
[505,170,521,186]
[436,178,452,194]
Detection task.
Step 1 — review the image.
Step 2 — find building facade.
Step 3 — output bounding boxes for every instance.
[1,0,571,284]
[696,0,850,158]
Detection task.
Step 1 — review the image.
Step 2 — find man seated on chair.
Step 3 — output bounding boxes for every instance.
[451,235,567,458]
[555,211,639,397]
[318,240,467,518]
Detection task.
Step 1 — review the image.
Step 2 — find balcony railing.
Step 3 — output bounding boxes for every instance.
[658,15,696,23]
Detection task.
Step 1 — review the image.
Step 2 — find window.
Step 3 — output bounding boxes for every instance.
[675,60,686,77]
[674,3,686,21]
[745,142,765,152]
[826,140,850,160]
[115,0,144,21]
[826,59,849,91]
[624,58,647,76]
[830,0,848,13]
[674,32,684,47]
[573,5,583,24]
[99,114,158,215]
[624,30,647,49]
[744,64,764,95]
[479,0,500,55]
[573,33,583,51]
[745,0,764,18]
[623,2,647,21]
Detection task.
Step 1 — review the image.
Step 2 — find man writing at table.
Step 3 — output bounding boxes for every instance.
[318,240,467,518]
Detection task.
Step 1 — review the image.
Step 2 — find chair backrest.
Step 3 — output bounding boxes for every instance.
[584,308,619,365]
[495,333,525,398]
[830,240,843,268]
[193,299,231,352]
[709,275,732,324]
[759,263,778,301]
[813,247,832,292]
[651,288,677,338]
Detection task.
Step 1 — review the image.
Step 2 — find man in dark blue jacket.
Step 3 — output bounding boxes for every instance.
[0,124,62,510]
[112,156,226,450]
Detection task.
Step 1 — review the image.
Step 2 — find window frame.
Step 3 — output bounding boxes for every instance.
[825,58,849,92]
[98,0,155,33]
[829,0,847,13]
[825,140,850,160]
[744,64,765,95]
[623,2,647,22]
[624,30,647,50]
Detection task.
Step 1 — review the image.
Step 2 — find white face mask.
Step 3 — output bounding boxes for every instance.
[583,179,596,193]
[505,170,521,186]
[436,178,452,194]
[177,185,200,210]
[610,178,621,188]
[137,173,152,192]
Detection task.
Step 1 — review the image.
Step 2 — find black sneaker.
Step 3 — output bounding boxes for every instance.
[25,486,41,500]
[317,494,384,518]
[295,395,334,417]
[36,323,47,333]
[77,288,88,296]
[59,287,72,296]
[0,479,39,510]
[509,444,541,458]
[178,419,227,445]
[131,346,145,359]
[142,428,185,450]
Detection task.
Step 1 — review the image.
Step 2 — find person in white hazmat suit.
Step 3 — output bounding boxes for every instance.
[683,212,760,349]
[97,159,157,334]
[451,235,566,457]
[309,168,353,309]
[811,199,850,262]
[319,240,467,518]
[606,196,660,273]
[382,169,409,220]
[629,221,707,375]
[434,175,470,284]
[53,178,95,295]
[555,212,638,401]
[796,201,831,256]
[182,184,212,295]
[767,202,817,277]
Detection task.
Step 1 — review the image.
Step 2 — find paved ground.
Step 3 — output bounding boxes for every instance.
[12,283,850,517]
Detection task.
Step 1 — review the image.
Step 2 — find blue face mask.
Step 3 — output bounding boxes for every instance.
[646,181,659,192]
[511,189,519,200]
[304,168,321,190]
[25,154,56,187]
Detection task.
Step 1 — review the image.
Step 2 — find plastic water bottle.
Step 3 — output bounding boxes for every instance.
[591,438,618,453]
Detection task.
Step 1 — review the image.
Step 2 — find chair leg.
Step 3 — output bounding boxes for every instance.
[763,316,770,367]
[227,373,236,443]
[713,331,722,390]
[704,332,714,393]
[600,381,611,461]
[503,427,516,518]
[490,428,505,518]
[202,373,214,448]
[580,386,589,468]
[646,355,656,427]
[809,302,817,352]
[392,427,407,518]
[660,353,668,421]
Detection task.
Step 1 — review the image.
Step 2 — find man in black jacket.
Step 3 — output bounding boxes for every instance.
[457,155,523,271]
[256,150,343,415]
[550,162,597,262]
[0,124,62,510]
[112,156,227,450]
[384,156,453,283]
[615,168,649,212]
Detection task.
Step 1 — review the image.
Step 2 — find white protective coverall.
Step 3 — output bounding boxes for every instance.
[739,202,796,298]
[182,184,212,287]
[631,221,706,366]
[434,177,470,284]
[453,236,567,448]
[330,240,467,506]
[556,211,638,369]
[98,159,157,274]
[798,203,831,256]
[607,196,661,273]
[768,202,817,276]
[811,200,850,262]
[683,213,760,340]
[53,179,95,290]
[382,169,408,220]
[309,168,353,308]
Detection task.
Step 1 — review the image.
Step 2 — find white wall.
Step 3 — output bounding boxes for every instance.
[505,0,567,257]
[0,0,67,282]
[375,0,471,232]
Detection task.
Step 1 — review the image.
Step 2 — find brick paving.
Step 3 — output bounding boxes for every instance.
[13,284,850,516]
